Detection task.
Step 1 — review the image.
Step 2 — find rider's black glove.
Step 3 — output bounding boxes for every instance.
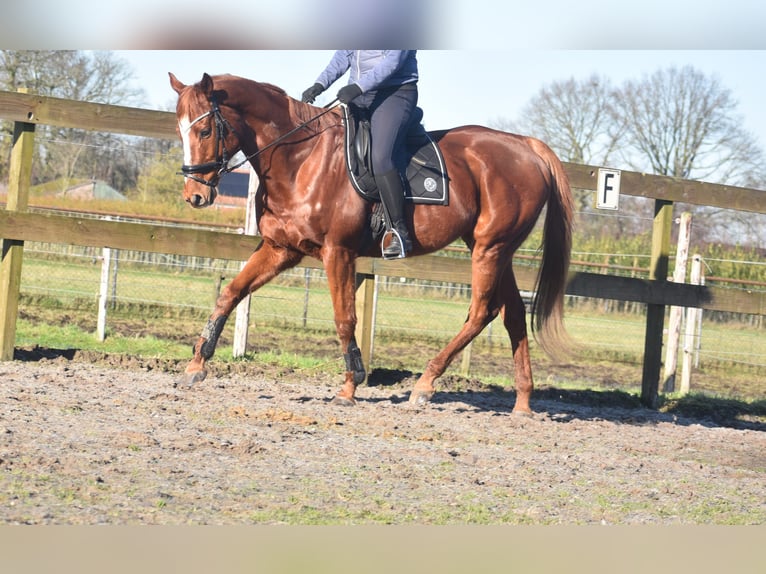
[337,83,363,104]
[301,83,324,104]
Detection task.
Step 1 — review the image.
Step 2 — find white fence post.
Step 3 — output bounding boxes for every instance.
[232,168,259,358]
[97,246,111,342]
[663,212,692,392]
[680,254,703,395]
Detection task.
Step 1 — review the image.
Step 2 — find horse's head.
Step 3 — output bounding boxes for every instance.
[169,72,241,208]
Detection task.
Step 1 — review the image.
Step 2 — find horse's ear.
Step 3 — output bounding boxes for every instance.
[169,72,186,94]
[200,73,214,98]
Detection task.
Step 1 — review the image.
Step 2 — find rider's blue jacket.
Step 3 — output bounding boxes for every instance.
[314,50,418,94]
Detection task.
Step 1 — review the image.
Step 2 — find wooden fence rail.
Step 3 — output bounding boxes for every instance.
[1,90,765,408]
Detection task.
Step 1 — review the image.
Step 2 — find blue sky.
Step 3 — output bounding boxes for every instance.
[7,1,766,50]
[114,50,766,149]
[5,0,763,150]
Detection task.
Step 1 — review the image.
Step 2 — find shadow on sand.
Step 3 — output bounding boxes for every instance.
[365,367,765,432]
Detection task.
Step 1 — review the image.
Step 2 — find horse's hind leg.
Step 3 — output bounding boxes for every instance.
[410,259,535,414]
[409,252,503,405]
[497,267,534,415]
[179,242,302,387]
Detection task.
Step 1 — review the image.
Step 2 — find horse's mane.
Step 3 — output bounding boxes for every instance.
[208,74,341,133]
[255,80,288,98]
[209,74,286,97]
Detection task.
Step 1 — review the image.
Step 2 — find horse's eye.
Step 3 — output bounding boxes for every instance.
[200,128,212,138]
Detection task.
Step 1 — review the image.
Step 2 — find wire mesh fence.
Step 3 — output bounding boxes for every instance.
[14,238,766,398]
[2,95,764,404]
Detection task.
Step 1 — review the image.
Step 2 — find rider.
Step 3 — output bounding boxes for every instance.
[301,50,419,259]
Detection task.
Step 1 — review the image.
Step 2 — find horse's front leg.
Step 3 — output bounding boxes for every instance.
[323,248,365,406]
[179,242,303,387]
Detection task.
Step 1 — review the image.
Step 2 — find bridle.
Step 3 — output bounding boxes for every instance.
[180,97,340,189]
[179,99,238,188]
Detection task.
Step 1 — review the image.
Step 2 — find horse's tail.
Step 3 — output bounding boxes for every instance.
[528,139,575,360]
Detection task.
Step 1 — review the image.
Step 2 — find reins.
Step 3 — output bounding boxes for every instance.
[228,98,340,170]
[180,97,340,186]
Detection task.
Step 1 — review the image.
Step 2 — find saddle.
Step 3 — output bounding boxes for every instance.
[342,105,449,207]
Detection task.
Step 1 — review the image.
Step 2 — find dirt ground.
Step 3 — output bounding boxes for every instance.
[0,345,764,525]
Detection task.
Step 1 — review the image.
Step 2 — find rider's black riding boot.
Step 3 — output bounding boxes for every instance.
[375,169,412,259]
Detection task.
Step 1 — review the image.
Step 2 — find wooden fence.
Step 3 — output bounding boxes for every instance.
[1,89,765,408]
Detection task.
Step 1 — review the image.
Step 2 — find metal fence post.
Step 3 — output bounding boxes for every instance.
[680,254,704,394]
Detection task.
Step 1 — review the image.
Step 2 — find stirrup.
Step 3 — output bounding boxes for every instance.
[381,229,407,260]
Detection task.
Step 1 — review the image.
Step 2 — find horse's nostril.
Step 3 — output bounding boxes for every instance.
[189,194,204,207]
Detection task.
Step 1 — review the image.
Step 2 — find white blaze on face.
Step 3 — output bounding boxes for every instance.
[178,115,193,167]
[178,111,211,168]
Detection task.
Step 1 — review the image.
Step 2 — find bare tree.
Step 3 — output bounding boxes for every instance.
[0,50,144,105]
[612,65,765,184]
[493,75,640,237]
[0,50,146,192]
[500,65,766,246]
[505,74,624,167]
[612,66,766,246]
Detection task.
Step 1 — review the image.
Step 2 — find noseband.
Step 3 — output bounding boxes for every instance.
[180,99,238,188]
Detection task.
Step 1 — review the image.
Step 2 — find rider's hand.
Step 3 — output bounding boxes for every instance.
[337,83,363,104]
[301,83,324,104]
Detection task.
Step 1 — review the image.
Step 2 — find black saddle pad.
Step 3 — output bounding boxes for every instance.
[342,106,449,206]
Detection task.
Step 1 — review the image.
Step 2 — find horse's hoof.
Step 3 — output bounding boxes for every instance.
[408,390,434,406]
[177,369,207,388]
[331,395,356,407]
[512,408,534,418]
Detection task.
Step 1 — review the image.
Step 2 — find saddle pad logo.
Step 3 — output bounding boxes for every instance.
[424,177,438,193]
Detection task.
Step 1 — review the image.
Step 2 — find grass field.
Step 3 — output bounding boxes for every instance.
[13,249,766,405]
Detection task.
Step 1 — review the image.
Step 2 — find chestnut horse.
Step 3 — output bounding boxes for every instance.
[169,72,574,414]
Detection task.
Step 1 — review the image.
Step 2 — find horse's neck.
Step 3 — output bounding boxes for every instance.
[240,95,328,174]
[237,101,283,153]
[242,85,292,133]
